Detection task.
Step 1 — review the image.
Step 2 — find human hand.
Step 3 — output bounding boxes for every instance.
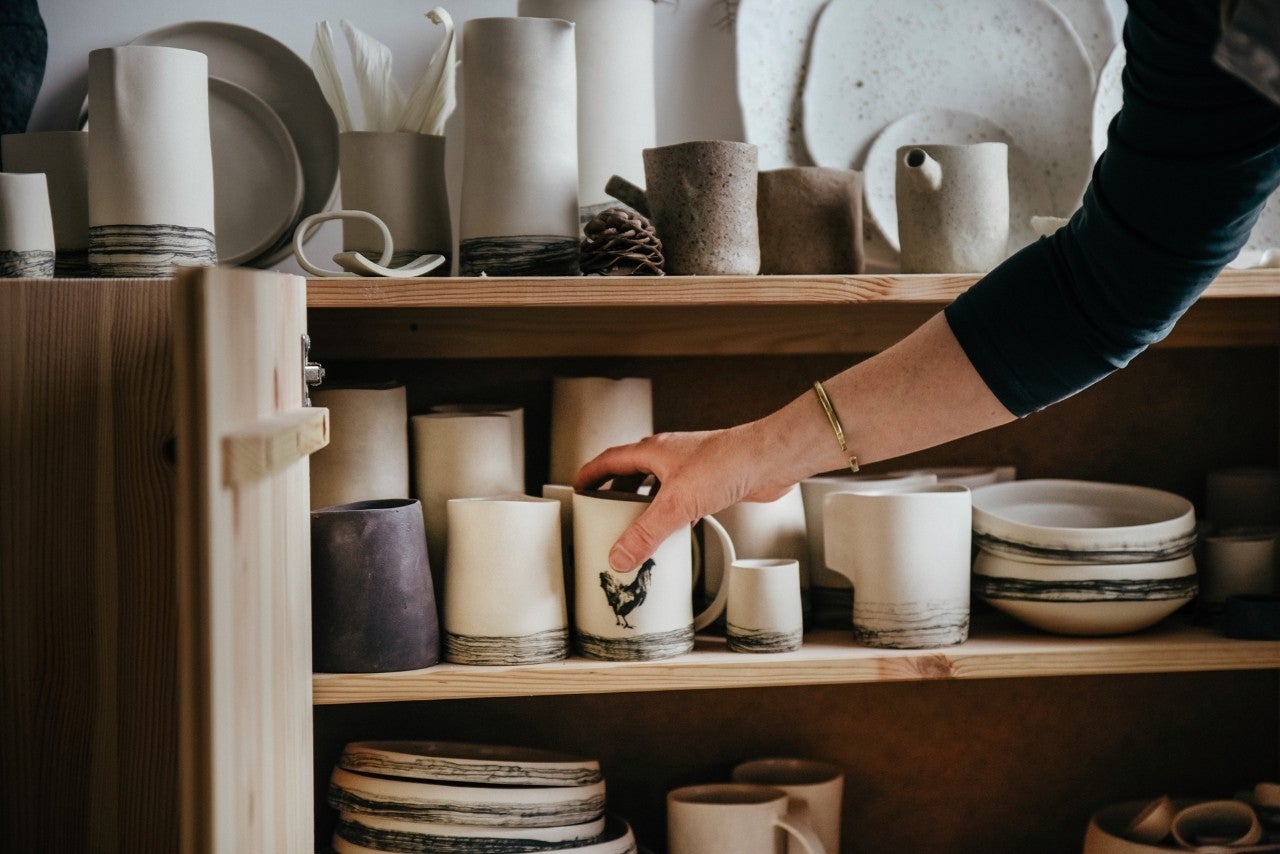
[572,421,797,572]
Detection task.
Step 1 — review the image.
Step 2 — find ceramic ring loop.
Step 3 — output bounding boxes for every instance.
[1169,800,1262,850]
[293,210,394,277]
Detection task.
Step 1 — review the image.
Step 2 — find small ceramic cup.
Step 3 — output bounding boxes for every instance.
[0,172,55,277]
[667,783,825,854]
[702,485,809,611]
[732,759,844,854]
[699,559,804,654]
[2,131,89,275]
[443,495,568,665]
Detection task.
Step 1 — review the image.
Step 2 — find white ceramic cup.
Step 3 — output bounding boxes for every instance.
[572,489,734,661]
[703,485,809,607]
[0,172,55,277]
[549,376,653,485]
[432,403,525,489]
[667,783,825,854]
[443,495,567,665]
[1202,527,1280,605]
[698,559,803,653]
[824,484,972,648]
[731,759,844,854]
[1169,800,1262,849]
[1206,467,1280,530]
[309,383,409,511]
[2,131,89,275]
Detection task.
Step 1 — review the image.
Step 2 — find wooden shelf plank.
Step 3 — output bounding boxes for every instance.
[306,269,1280,309]
[311,617,1280,705]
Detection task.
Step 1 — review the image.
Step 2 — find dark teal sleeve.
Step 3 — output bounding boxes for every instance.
[944,0,1280,417]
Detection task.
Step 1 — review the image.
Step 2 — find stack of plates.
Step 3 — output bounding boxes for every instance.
[970,480,1199,635]
[328,741,638,853]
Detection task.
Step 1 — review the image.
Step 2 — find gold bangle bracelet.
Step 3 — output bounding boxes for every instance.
[812,380,860,473]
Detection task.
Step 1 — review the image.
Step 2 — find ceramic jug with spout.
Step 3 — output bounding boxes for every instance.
[895,142,1008,273]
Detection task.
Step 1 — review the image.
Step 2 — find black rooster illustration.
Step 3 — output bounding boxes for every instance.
[599,558,655,629]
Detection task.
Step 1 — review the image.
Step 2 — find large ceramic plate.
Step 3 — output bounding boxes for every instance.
[335,811,608,849]
[802,0,1095,213]
[333,814,638,854]
[338,740,603,787]
[1050,0,1121,79]
[208,77,303,265]
[862,108,1059,258]
[129,21,338,267]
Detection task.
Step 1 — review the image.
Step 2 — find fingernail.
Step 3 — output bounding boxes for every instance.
[609,544,634,573]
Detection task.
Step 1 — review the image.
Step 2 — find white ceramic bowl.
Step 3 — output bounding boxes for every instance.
[334,811,608,850]
[338,740,602,787]
[328,766,607,828]
[971,480,1196,564]
[973,551,1197,636]
[332,814,637,854]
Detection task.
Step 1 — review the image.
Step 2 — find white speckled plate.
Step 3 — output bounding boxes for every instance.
[862,108,1059,257]
[1091,43,1125,161]
[802,0,1095,213]
[733,0,829,170]
[1048,0,1120,79]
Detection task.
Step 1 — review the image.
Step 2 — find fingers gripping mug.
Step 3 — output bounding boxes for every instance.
[572,489,735,661]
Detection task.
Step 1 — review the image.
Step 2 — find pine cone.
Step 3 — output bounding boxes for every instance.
[580,207,664,276]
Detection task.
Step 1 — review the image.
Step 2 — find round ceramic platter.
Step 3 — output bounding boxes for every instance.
[208,77,303,265]
[1090,43,1125,161]
[338,740,603,786]
[328,767,607,828]
[129,21,339,267]
[335,810,608,849]
[861,108,1057,258]
[970,479,1197,563]
[333,814,637,854]
[1049,0,1121,80]
[801,0,1095,215]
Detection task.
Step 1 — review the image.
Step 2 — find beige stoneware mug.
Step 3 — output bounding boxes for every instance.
[668,783,826,854]
[732,759,844,854]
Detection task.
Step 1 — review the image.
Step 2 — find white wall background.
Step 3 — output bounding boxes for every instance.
[28,0,744,274]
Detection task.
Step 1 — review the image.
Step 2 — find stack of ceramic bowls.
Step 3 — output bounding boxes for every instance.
[328,741,638,853]
[970,480,1199,636]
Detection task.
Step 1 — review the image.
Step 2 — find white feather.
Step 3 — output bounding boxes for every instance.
[310,20,355,133]
[397,7,458,136]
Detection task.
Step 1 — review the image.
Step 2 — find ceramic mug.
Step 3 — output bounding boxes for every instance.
[443,495,568,665]
[731,759,844,854]
[896,142,1009,273]
[2,131,89,275]
[700,559,804,654]
[0,172,55,277]
[572,489,735,661]
[667,783,825,854]
[824,484,972,648]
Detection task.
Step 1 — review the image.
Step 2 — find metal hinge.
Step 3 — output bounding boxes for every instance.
[302,333,325,406]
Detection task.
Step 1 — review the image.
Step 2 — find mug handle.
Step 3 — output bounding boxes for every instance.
[292,210,394,277]
[775,798,826,854]
[692,515,736,631]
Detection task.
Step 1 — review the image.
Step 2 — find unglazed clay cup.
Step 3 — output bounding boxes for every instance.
[642,140,760,275]
[756,167,864,274]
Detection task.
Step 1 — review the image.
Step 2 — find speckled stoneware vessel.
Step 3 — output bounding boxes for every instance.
[757,166,863,274]
[642,140,759,276]
[896,142,1008,274]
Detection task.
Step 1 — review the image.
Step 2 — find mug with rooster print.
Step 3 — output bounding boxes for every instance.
[572,489,735,661]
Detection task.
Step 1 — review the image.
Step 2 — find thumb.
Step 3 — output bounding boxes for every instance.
[608,497,690,573]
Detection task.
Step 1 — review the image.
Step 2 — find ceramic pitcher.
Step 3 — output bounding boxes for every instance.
[896,142,1008,273]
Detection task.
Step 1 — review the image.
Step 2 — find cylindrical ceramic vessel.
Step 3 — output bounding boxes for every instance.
[517,0,655,216]
[667,784,825,854]
[896,142,1008,273]
[311,498,440,673]
[339,131,451,273]
[549,376,653,486]
[309,383,409,510]
[429,403,525,489]
[757,166,864,274]
[642,140,760,275]
[87,46,217,276]
[2,131,89,275]
[702,485,809,609]
[410,412,524,578]
[723,559,804,654]
[443,495,568,665]
[459,17,579,276]
[732,758,845,854]
[0,171,54,276]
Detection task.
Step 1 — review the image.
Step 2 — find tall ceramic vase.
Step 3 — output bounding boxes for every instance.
[517,0,655,219]
[2,131,90,275]
[87,46,216,277]
[459,17,579,276]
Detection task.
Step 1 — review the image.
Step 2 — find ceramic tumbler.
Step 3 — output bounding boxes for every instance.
[0,172,54,277]
[708,559,804,653]
[410,412,524,579]
[311,498,440,673]
[757,167,864,274]
[430,403,525,488]
[459,17,579,276]
[517,0,655,217]
[443,496,568,665]
[2,131,89,275]
[87,46,217,276]
[667,784,825,854]
[1202,528,1279,605]
[549,376,653,486]
[572,490,735,661]
[896,142,1008,273]
[339,131,451,273]
[824,484,972,648]
[642,140,760,275]
[732,759,844,854]
[310,383,409,510]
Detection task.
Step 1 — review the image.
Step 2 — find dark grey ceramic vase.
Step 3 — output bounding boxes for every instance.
[311,498,440,673]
